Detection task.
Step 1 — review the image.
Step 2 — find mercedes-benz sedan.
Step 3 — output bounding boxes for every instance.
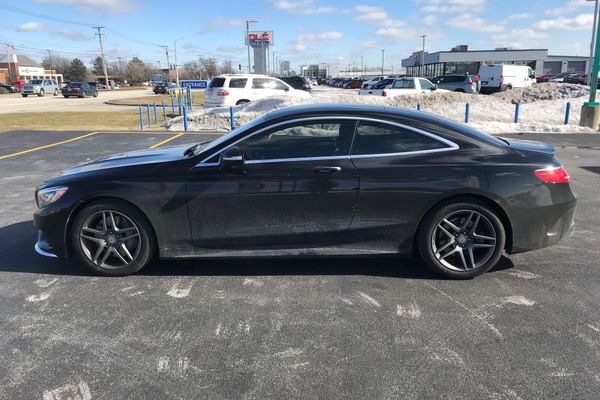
[34,104,576,279]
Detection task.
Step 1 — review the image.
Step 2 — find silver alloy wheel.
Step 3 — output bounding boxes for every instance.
[431,209,497,272]
[79,210,141,269]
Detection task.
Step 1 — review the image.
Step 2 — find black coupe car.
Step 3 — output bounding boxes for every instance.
[34,104,576,278]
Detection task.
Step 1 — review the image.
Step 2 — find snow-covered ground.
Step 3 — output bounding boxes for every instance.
[168,83,594,134]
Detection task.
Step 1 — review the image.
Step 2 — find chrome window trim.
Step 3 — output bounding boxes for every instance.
[196,115,459,167]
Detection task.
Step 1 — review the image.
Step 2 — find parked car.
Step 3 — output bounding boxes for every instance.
[21,79,60,97]
[153,81,175,94]
[370,78,395,90]
[547,72,581,83]
[204,74,311,107]
[33,104,576,279]
[0,83,18,93]
[62,82,98,98]
[563,73,587,85]
[347,79,365,89]
[536,73,553,83]
[479,65,536,93]
[359,77,447,97]
[279,76,312,91]
[430,74,480,94]
[361,76,389,89]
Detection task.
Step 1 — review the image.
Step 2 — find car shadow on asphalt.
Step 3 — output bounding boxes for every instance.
[0,220,514,279]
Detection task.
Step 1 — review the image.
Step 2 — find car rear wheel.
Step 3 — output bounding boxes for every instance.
[93,91,98,97]
[80,91,86,98]
[71,200,155,276]
[22,94,28,97]
[236,99,250,105]
[38,89,45,97]
[64,95,69,98]
[417,201,505,279]
[53,89,59,96]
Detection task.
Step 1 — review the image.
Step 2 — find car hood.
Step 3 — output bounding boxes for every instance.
[60,143,191,176]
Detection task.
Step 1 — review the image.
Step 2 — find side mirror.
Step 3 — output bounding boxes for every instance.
[220,146,245,172]
[431,85,438,91]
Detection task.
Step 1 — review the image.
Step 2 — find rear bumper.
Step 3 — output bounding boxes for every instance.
[509,195,577,254]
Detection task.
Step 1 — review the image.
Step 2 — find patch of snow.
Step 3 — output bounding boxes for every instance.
[168,84,594,134]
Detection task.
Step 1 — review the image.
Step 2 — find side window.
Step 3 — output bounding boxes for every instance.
[392,79,415,89]
[419,79,435,90]
[271,79,289,91]
[228,78,247,88]
[234,120,354,161]
[251,78,269,89]
[352,121,449,156]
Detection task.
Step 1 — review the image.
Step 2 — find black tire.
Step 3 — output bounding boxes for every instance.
[236,99,250,105]
[80,91,86,98]
[454,89,465,93]
[70,199,155,276]
[417,200,506,279]
[22,94,28,97]
[53,89,59,96]
[38,89,45,97]
[93,91,98,97]
[64,95,69,98]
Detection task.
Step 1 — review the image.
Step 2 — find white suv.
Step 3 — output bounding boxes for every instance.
[21,79,61,97]
[204,74,311,107]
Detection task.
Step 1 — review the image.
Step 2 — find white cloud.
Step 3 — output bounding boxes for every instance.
[359,40,379,49]
[534,13,594,30]
[507,13,530,20]
[423,15,437,26]
[355,5,389,22]
[290,30,343,52]
[272,0,335,15]
[447,13,504,32]
[375,27,416,40]
[491,29,549,49]
[216,45,246,55]
[416,0,486,14]
[545,0,594,17]
[52,28,90,41]
[18,22,46,32]
[34,0,139,15]
[199,17,245,34]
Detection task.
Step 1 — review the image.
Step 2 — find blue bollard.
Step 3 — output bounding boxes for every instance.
[189,90,193,110]
[416,103,421,111]
[146,104,151,127]
[465,103,470,124]
[564,102,571,125]
[514,102,520,123]
[171,96,175,117]
[178,95,182,116]
[162,100,167,122]
[139,105,144,131]
[153,103,158,125]
[183,105,188,132]
[230,106,235,130]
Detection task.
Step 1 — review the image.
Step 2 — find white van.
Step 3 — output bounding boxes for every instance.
[479,65,536,94]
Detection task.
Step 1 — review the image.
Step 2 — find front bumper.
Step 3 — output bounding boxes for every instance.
[33,203,75,258]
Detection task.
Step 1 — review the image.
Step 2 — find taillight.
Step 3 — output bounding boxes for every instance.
[500,75,504,85]
[382,90,387,97]
[217,90,229,96]
[534,166,571,183]
[469,81,476,86]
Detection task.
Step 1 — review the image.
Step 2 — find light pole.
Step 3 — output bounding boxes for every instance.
[156,61,161,70]
[381,49,385,75]
[272,51,279,76]
[246,20,258,74]
[588,0,600,85]
[420,34,428,77]
[580,0,600,129]
[361,55,364,77]
[174,37,183,87]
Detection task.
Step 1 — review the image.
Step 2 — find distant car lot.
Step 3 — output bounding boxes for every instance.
[1,130,600,399]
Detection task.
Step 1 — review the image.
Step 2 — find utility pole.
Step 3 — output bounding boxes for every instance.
[162,46,171,82]
[174,37,183,87]
[46,50,53,78]
[93,26,110,89]
[361,55,364,76]
[381,49,385,75]
[420,34,428,77]
[117,56,122,80]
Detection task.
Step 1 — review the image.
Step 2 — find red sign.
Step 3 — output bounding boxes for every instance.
[245,31,274,46]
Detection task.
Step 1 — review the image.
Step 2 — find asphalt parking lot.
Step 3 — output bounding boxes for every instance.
[1,130,600,400]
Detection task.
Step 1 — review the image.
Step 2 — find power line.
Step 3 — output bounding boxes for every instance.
[0,1,94,27]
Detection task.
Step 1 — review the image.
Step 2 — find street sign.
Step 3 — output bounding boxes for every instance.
[180,80,208,89]
[152,74,163,82]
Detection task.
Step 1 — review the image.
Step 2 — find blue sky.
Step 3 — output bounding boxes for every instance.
[0,0,596,72]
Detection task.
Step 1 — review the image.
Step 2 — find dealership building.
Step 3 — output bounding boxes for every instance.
[300,63,340,79]
[0,54,64,84]
[401,45,590,77]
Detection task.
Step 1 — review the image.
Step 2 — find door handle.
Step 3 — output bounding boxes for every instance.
[313,166,342,174]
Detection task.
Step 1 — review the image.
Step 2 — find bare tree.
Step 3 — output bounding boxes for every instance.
[42,55,73,77]
[125,57,151,85]
[200,57,218,79]
[220,59,234,75]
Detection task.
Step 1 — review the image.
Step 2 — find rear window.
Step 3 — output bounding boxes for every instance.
[228,78,247,88]
[209,78,226,88]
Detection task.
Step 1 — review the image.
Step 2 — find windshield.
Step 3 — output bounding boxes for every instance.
[29,80,43,85]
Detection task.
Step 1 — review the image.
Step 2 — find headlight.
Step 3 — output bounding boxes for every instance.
[37,186,68,208]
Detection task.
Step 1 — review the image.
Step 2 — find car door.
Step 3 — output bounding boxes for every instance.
[186,119,359,249]
[348,119,460,253]
[419,78,436,93]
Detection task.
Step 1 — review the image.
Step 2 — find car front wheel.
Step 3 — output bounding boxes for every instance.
[417,201,505,279]
[53,89,59,96]
[71,200,155,276]
[38,89,45,97]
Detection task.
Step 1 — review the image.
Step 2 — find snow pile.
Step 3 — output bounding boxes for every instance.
[168,86,594,134]
[491,83,589,104]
